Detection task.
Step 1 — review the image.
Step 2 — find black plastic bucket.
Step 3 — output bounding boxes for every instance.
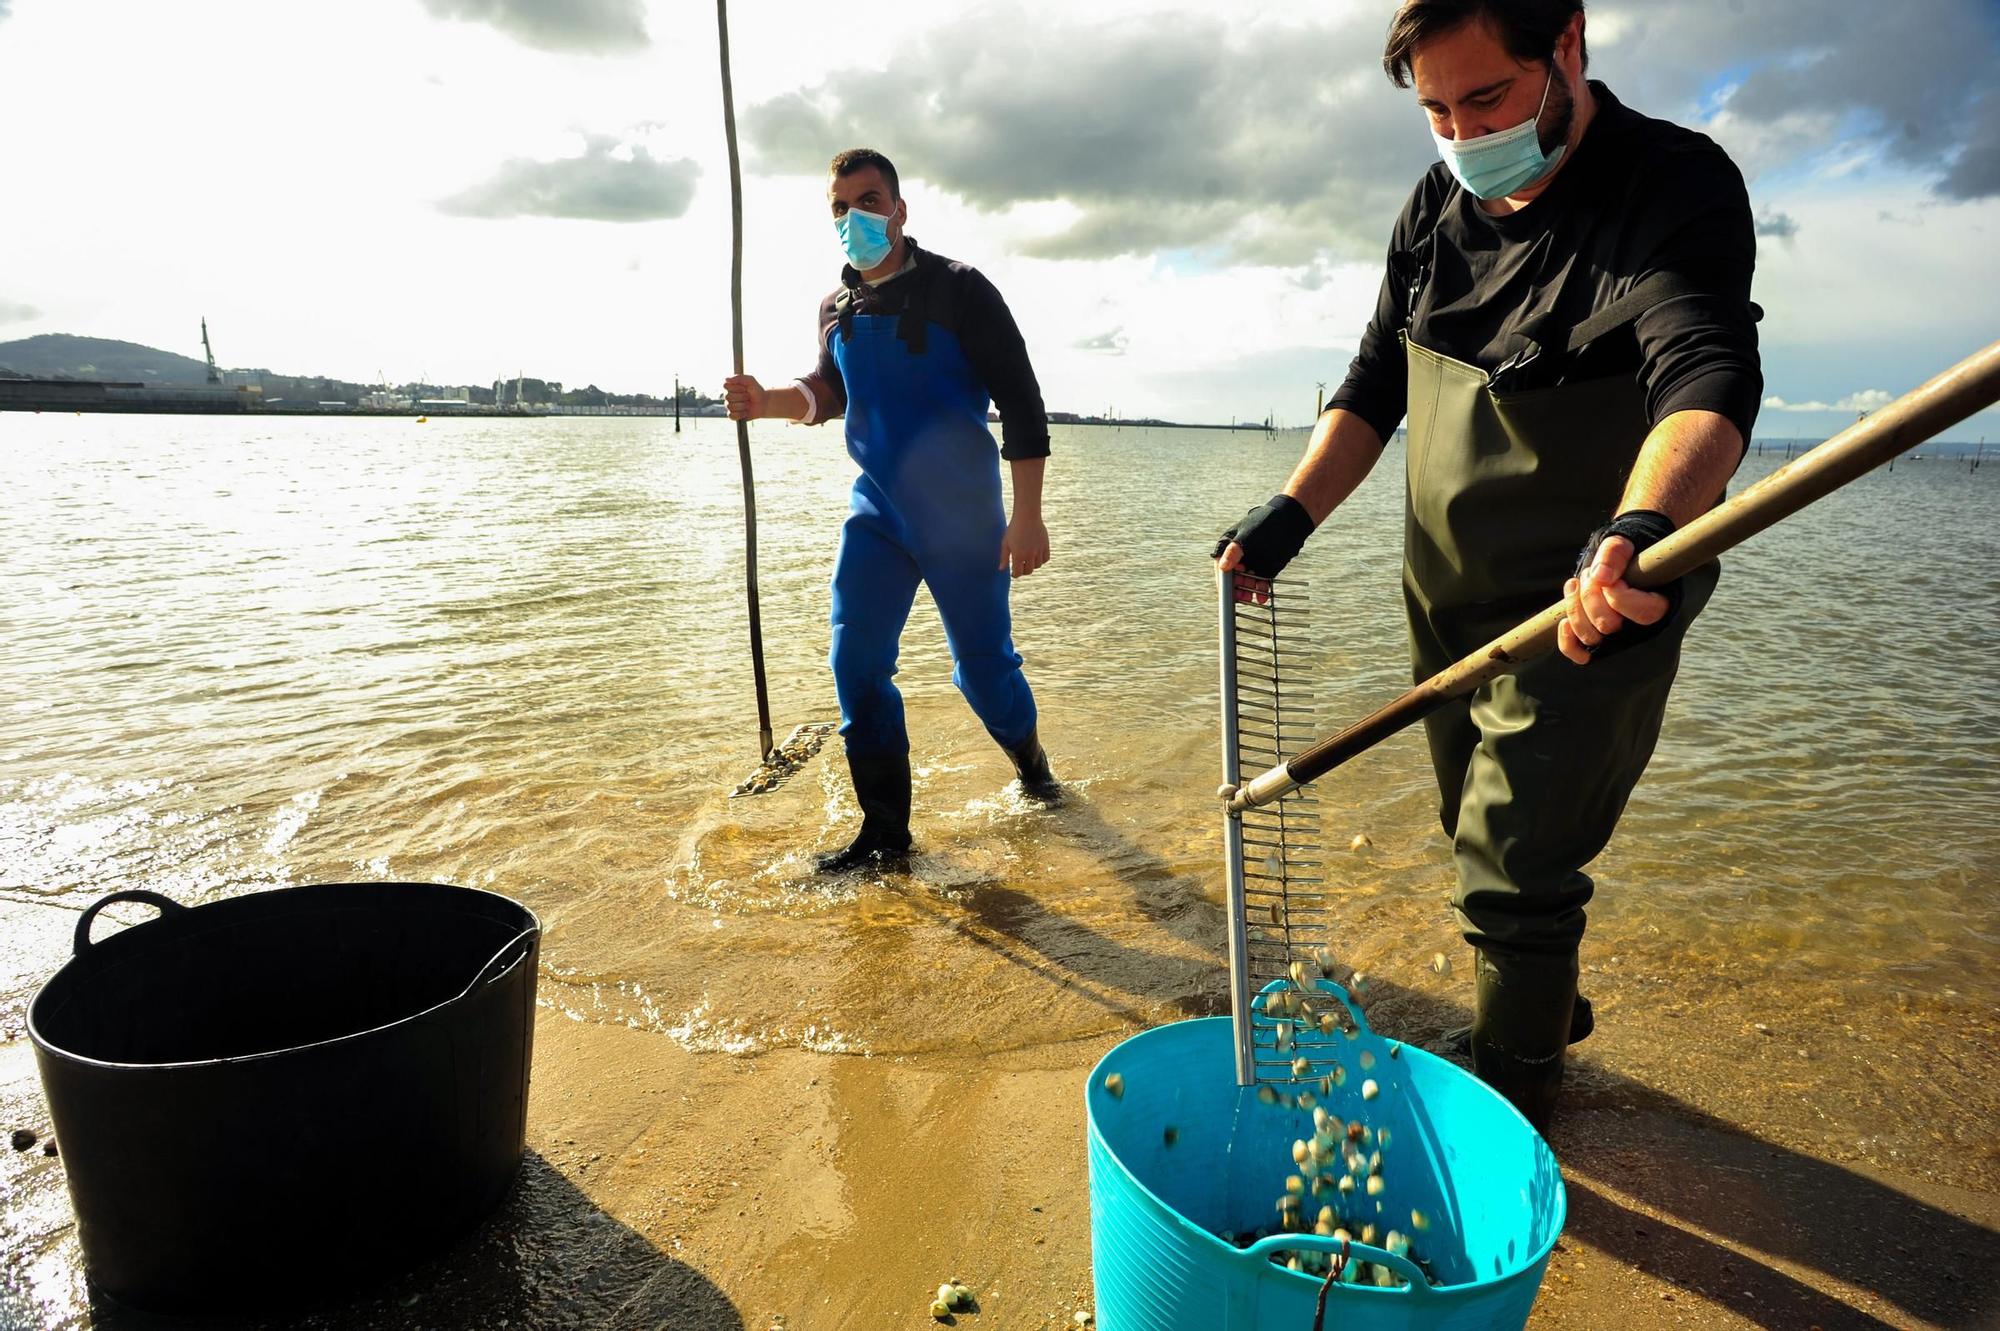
[26,882,539,1313]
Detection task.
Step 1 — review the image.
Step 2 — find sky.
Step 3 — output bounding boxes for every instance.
[0,0,1996,437]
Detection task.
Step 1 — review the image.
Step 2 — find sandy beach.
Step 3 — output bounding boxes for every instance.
[7,885,1997,1330]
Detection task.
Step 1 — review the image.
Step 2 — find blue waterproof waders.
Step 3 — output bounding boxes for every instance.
[828,313,1037,760]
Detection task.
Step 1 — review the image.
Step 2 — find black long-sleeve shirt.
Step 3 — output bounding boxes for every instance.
[1330,82,1762,444]
[797,237,1052,460]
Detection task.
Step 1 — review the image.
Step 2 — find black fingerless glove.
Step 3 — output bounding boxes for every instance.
[1213,494,1315,579]
[1573,509,1679,657]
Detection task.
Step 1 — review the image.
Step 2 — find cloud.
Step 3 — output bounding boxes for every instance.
[440,137,699,222]
[1937,88,2000,200]
[743,10,1435,268]
[1753,208,1800,241]
[1763,389,1894,414]
[417,0,646,55]
[744,0,2000,272]
[1074,327,1129,355]
[0,298,39,324]
[1590,0,2000,198]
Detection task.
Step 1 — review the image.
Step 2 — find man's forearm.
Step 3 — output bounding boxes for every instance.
[761,385,811,422]
[1618,408,1743,525]
[1007,456,1045,519]
[1283,408,1385,523]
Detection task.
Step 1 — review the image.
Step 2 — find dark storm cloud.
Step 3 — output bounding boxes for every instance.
[743,11,1437,267]
[1937,89,2000,201]
[418,0,647,55]
[440,139,699,222]
[1590,0,2000,198]
[743,0,2000,271]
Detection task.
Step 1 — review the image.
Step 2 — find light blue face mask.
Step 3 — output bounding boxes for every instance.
[1433,71,1567,200]
[835,206,896,271]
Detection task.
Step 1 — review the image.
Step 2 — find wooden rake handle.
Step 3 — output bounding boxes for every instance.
[1230,337,2000,811]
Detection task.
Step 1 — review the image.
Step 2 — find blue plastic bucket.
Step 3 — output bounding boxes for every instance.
[1086,983,1563,1330]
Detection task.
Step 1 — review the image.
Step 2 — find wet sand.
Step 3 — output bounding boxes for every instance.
[6,907,1996,1331]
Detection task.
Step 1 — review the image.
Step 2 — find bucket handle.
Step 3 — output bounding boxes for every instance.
[1240,1232,1436,1300]
[73,890,188,956]
[456,926,539,1002]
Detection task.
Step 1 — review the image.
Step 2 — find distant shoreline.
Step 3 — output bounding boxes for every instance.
[1,391,1991,455]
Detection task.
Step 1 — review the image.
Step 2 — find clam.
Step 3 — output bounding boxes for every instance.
[1292,1139,1311,1167]
[1350,833,1372,851]
[1410,1208,1430,1231]
[1366,1175,1386,1197]
[1338,1174,1356,1195]
[1362,1078,1380,1101]
[1359,1050,1376,1071]
[1257,1085,1280,1106]
[1291,1057,1312,1077]
[931,1300,952,1321]
[1430,952,1452,976]
[1104,1072,1125,1099]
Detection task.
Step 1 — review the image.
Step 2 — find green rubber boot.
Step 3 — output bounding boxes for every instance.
[1468,950,1578,1135]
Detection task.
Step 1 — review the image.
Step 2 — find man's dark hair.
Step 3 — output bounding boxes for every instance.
[830,148,899,199]
[1382,0,1587,88]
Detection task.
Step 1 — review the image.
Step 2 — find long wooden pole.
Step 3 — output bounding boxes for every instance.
[1231,337,2000,810]
[718,0,774,761]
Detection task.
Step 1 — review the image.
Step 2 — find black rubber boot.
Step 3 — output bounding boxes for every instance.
[1467,950,1578,1135]
[814,751,912,874]
[1001,727,1062,803]
[1444,992,1592,1056]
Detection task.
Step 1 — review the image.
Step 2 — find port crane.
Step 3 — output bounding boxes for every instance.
[201,318,221,385]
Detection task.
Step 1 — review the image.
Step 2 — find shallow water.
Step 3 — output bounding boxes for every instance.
[1,412,1996,1071]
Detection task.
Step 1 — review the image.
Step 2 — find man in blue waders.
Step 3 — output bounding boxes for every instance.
[1215,0,1762,1131]
[725,148,1059,874]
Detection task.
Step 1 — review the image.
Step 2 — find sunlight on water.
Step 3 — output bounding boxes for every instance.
[1,412,1996,1061]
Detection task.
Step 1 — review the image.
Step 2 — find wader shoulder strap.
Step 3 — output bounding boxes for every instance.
[834,286,859,343]
[1534,271,1765,356]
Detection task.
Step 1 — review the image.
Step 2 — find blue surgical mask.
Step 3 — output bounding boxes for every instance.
[835,207,895,271]
[1433,71,1566,200]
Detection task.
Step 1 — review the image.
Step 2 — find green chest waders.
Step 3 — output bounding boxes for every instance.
[1401,331,1719,1129]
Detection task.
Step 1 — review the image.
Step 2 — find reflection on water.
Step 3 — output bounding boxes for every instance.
[1,413,1996,1071]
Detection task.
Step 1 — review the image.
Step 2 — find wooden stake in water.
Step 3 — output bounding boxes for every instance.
[717,0,774,761]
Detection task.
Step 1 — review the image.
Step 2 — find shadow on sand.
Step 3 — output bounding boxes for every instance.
[87,1152,742,1331]
[916,787,1998,1331]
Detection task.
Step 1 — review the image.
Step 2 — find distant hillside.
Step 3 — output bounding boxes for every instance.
[0,334,215,384]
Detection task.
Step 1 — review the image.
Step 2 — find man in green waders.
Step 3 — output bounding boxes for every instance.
[1215,0,1761,1131]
